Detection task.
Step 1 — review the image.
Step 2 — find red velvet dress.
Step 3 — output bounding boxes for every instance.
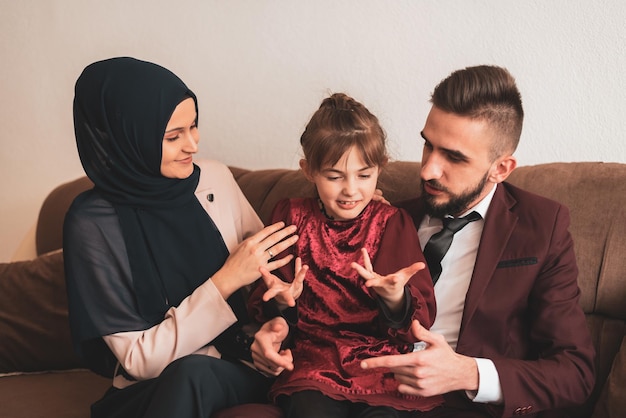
[249,198,442,411]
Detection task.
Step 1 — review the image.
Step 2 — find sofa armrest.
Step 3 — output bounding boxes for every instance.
[35,177,93,256]
[593,336,626,417]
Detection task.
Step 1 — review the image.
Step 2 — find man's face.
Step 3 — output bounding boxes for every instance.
[419,106,498,218]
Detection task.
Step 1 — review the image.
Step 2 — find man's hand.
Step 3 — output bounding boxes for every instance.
[372,188,390,205]
[360,320,479,397]
[251,317,294,376]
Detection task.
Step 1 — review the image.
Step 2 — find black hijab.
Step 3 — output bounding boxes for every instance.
[73,57,230,326]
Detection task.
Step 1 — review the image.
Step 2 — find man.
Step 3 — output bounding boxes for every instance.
[252,65,595,417]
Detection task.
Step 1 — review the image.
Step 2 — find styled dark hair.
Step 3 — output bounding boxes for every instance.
[431,65,524,159]
[300,93,388,173]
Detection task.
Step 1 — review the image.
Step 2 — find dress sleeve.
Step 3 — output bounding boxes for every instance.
[372,207,437,343]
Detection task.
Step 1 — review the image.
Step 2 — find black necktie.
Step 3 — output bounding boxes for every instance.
[423,211,481,284]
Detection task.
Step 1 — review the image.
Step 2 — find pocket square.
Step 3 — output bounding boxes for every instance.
[497,257,538,268]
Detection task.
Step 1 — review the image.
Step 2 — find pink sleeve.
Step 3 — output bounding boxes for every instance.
[103,278,237,385]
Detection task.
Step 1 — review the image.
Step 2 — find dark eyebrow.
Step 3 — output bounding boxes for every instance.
[420,131,470,163]
[164,127,184,134]
[164,115,197,134]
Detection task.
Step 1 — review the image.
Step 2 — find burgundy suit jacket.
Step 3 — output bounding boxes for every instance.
[398,182,595,417]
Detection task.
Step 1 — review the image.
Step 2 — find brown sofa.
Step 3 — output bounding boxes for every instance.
[1,161,625,418]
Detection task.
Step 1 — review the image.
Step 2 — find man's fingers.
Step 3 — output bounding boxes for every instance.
[361,352,413,370]
[410,320,439,346]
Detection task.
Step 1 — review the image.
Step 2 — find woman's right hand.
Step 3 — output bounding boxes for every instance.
[211,222,298,299]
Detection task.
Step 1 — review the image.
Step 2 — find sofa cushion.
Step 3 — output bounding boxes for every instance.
[0,250,83,373]
[0,369,110,418]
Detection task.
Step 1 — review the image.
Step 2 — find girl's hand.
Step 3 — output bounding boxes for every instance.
[212,222,298,299]
[351,248,425,313]
[251,317,293,376]
[260,257,308,307]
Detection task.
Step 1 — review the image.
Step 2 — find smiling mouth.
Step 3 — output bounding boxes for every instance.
[337,200,360,208]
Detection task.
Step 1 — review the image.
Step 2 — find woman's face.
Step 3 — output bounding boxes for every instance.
[161,97,199,179]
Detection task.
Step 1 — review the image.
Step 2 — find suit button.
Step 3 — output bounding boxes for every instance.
[514,406,533,415]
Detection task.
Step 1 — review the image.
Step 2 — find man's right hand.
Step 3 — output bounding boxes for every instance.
[251,316,294,376]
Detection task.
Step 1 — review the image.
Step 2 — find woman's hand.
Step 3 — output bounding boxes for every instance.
[351,248,425,313]
[211,222,298,299]
[259,257,308,307]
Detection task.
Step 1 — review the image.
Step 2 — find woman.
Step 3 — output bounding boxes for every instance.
[64,57,297,417]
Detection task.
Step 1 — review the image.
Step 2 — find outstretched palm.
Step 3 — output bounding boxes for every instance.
[259,257,308,308]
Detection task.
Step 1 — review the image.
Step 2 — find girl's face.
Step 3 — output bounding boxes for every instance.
[302,145,380,221]
[161,97,199,179]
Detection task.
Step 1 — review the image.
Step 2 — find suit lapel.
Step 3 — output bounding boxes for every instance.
[458,184,519,340]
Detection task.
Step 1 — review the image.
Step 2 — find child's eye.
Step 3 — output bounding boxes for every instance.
[326,176,341,181]
[359,174,372,179]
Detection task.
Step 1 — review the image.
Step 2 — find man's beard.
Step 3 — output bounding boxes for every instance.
[421,172,489,218]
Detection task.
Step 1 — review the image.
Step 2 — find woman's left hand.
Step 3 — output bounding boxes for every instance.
[211,222,298,299]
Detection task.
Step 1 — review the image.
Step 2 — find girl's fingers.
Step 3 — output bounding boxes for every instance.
[360,248,373,272]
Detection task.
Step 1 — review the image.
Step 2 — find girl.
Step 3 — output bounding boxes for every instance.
[248,93,442,418]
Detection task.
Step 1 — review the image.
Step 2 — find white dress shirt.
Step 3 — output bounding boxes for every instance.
[417,184,503,404]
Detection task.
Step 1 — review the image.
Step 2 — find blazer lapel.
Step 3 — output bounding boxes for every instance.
[458,184,519,339]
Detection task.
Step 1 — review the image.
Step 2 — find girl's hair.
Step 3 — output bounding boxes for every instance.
[300,93,388,173]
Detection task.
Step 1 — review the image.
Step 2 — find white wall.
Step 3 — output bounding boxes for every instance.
[1,0,625,261]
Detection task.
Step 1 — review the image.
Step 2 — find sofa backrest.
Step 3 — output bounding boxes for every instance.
[229,162,626,319]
